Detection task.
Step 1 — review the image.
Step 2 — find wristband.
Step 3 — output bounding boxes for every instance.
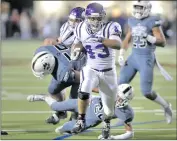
[146,35,157,44]
[119,48,126,56]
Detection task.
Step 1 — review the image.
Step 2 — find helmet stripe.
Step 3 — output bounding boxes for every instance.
[32,53,48,70]
[123,86,132,94]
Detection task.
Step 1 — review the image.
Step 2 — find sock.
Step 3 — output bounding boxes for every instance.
[153,93,168,108]
[78,114,85,121]
[45,96,57,106]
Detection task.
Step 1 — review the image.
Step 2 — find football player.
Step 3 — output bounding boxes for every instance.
[28,84,135,140]
[43,7,85,47]
[70,2,122,139]
[117,1,172,124]
[36,7,86,124]
[28,43,86,124]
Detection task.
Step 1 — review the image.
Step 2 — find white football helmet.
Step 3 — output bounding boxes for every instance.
[132,1,152,19]
[116,84,134,108]
[31,51,55,79]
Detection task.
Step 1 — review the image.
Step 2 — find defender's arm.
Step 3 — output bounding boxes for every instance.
[149,26,166,47]
[122,26,132,50]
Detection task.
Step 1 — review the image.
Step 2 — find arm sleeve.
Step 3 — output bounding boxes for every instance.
[59,22,67,37]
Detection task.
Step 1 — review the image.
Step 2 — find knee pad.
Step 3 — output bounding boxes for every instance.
[144,91,157,100]
[78,92,90,100]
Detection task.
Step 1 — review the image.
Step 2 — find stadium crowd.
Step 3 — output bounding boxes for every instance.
[1,1,176,45]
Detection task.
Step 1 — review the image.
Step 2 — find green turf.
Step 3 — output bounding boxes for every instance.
[1,40,176,140]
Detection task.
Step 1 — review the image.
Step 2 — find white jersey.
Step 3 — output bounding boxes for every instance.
[74,21,122,70]
[59,22,75,47]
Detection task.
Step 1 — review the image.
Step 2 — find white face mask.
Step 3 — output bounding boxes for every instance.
[133,5,144,19]
[86,16,104,33]
[68,18,81,30]
[133,2,151,19]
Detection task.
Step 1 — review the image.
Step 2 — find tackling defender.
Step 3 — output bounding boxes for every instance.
[28,84,135,140]
[36,7,86,124]
[71,2,122,139]
[29,43,86,124]
[118,1,172,124]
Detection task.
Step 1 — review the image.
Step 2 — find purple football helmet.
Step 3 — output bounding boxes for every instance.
[68,7,85,29]
[85,3,106,33]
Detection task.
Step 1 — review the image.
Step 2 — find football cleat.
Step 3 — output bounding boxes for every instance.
[71,119,86,134]
[46,112,67,125]
[27,94,45,102]
[100,119,111,139]
[164,103,172,124]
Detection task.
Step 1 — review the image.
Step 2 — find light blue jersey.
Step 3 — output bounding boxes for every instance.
[129,15,161,54]
[119,15,162,95]
[34,44,86,98]
[50,96,134,132]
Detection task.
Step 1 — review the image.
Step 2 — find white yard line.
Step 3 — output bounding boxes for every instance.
[3,128,176,132]
[2,110,176,114]
[91,128,177,131]
[2,91,176,100]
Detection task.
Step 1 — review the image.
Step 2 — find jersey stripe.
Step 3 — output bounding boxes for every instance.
[107,22,114,38]
[75,23,80,38]
[63,32,74,42]
[103,22,110,37]
[60,22,68,37]
[79,22,84,38]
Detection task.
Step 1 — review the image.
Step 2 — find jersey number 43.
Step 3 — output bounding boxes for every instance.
[85,44,110,59]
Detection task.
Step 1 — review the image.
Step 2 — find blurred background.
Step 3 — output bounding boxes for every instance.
[1,0,177,45]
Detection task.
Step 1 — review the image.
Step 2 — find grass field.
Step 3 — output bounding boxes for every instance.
[1,40,176,140]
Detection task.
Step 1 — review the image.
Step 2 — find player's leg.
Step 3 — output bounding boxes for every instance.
[99,68,117,139]
[118,56,137,85]
[72,66,99,133]
[69,83,80,120]
[139,57,172,124]
[46,79,71,124]
[56,118,101,134]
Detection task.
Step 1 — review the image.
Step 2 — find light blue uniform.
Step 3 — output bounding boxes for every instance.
[51,96,134,133]
[119,15,162,95]
[34,44,86,98]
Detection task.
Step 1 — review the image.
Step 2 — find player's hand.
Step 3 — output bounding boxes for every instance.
[71,47,81,61]
[118,55,125,66]
[43,38,58,45]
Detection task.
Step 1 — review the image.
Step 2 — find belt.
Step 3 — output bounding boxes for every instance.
[92,68,112,72]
